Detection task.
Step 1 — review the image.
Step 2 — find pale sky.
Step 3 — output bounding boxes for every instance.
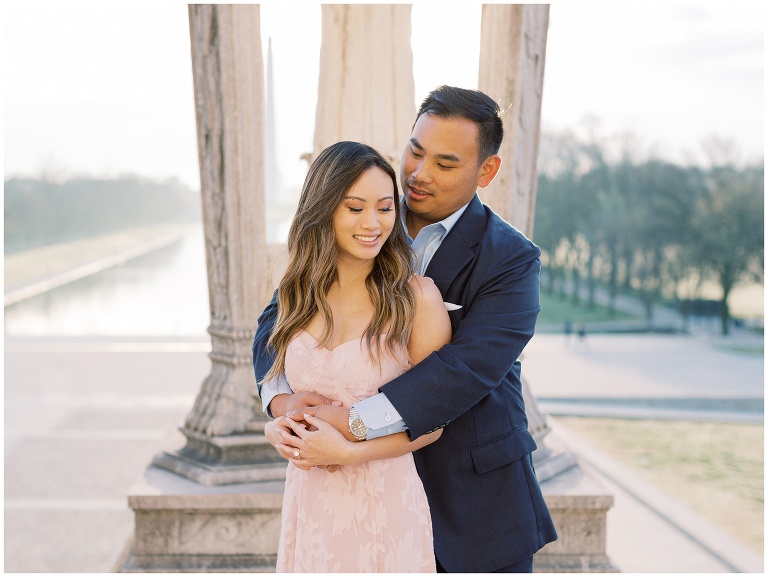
[4,1,764,190]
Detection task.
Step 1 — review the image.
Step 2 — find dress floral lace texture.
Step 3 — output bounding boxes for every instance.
[276,330,436,573]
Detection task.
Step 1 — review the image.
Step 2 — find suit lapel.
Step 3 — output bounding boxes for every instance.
[424,195,487,296]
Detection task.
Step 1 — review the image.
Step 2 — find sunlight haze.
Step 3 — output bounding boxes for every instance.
[4,1,764,189]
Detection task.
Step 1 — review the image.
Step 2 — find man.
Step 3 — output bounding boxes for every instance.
[253,85,557,572]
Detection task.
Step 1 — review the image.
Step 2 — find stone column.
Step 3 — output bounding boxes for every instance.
[479,6,615,572]
[312,4,415,170]
[124,7,284,570]
[149,4,284,486]
[479,1,574,483]
[264,38,279,204]
[478,4,548,236]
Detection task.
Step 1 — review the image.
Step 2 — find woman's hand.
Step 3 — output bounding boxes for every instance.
[279,414,355,470]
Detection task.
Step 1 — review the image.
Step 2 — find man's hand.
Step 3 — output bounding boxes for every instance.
[269,391,340,418]
[264,416,295,451]
[265,416,311,471]
[287,404,356,442]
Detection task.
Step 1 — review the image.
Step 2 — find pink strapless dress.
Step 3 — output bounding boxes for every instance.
[276,330,436,573]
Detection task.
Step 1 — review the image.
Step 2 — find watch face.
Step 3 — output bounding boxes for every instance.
[350,418,367,438]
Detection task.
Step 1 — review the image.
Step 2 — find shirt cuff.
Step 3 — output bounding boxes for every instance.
[365,419,408,440]
[353,393,407,439]
[260,373,293,418]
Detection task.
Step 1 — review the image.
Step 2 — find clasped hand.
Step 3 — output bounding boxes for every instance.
[265,403,358,471]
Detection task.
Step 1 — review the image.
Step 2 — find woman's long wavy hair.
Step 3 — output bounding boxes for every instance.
[262,141,416,383]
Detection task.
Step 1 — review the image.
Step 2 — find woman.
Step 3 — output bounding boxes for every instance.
[262,141,451,572]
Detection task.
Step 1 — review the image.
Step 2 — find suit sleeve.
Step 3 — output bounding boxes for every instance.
[380,242,541,440]
[252,290,280,397]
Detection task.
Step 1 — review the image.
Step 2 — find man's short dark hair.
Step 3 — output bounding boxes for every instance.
[415,85,504,164]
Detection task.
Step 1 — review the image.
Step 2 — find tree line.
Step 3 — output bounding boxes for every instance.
[4,175,202,253]
[532,129,764,335]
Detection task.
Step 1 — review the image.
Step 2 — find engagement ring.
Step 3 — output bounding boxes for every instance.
[293,449,300,458]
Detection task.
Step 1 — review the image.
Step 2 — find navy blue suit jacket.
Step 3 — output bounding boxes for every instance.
[253,194,557,571]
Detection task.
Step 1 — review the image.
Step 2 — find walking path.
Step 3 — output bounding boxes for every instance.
[4,333,763,572]
[524,332,763,422]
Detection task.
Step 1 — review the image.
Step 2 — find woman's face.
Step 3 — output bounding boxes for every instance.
[332,166,397,265]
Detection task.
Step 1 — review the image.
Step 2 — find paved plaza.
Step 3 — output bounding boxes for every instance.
[3,332,764,572]
[4,338,210,572]
[525,332,764,422]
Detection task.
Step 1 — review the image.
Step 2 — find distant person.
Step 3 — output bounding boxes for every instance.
[254,86,557,572]
[258,141,451,571]
[576,321,587,342]
[564,320,573,342]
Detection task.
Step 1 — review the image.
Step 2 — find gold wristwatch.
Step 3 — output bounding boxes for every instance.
[348,407,368,441]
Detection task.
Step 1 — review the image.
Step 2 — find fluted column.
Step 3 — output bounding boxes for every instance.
[125,7,287,571]
[312,4,415,170]
[478,3,574,482]
[152,4,284,485]
[479,4,549,237]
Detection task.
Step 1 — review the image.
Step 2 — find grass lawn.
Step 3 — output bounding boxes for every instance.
[538,291,639,325]
[715,343,764,356]
[557,417,764,554]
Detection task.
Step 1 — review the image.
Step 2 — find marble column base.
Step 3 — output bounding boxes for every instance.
[152,427,287,486]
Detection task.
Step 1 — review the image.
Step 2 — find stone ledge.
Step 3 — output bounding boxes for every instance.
[122,551,276,573]
[534,553,616,573]
[125,452,617,573]
[129,491,283,511]
[535,462,617,572]
[122,465,284,573]
[128,465,285,509]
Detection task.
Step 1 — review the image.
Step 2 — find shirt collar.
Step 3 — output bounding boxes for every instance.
[399,198,471,240]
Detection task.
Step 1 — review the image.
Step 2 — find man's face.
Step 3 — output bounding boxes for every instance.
[400,113,496,233]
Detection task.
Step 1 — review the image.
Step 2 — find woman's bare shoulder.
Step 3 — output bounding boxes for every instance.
[408,274,444,310]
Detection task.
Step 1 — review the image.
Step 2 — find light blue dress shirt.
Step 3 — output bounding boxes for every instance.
[261,199,470,440]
